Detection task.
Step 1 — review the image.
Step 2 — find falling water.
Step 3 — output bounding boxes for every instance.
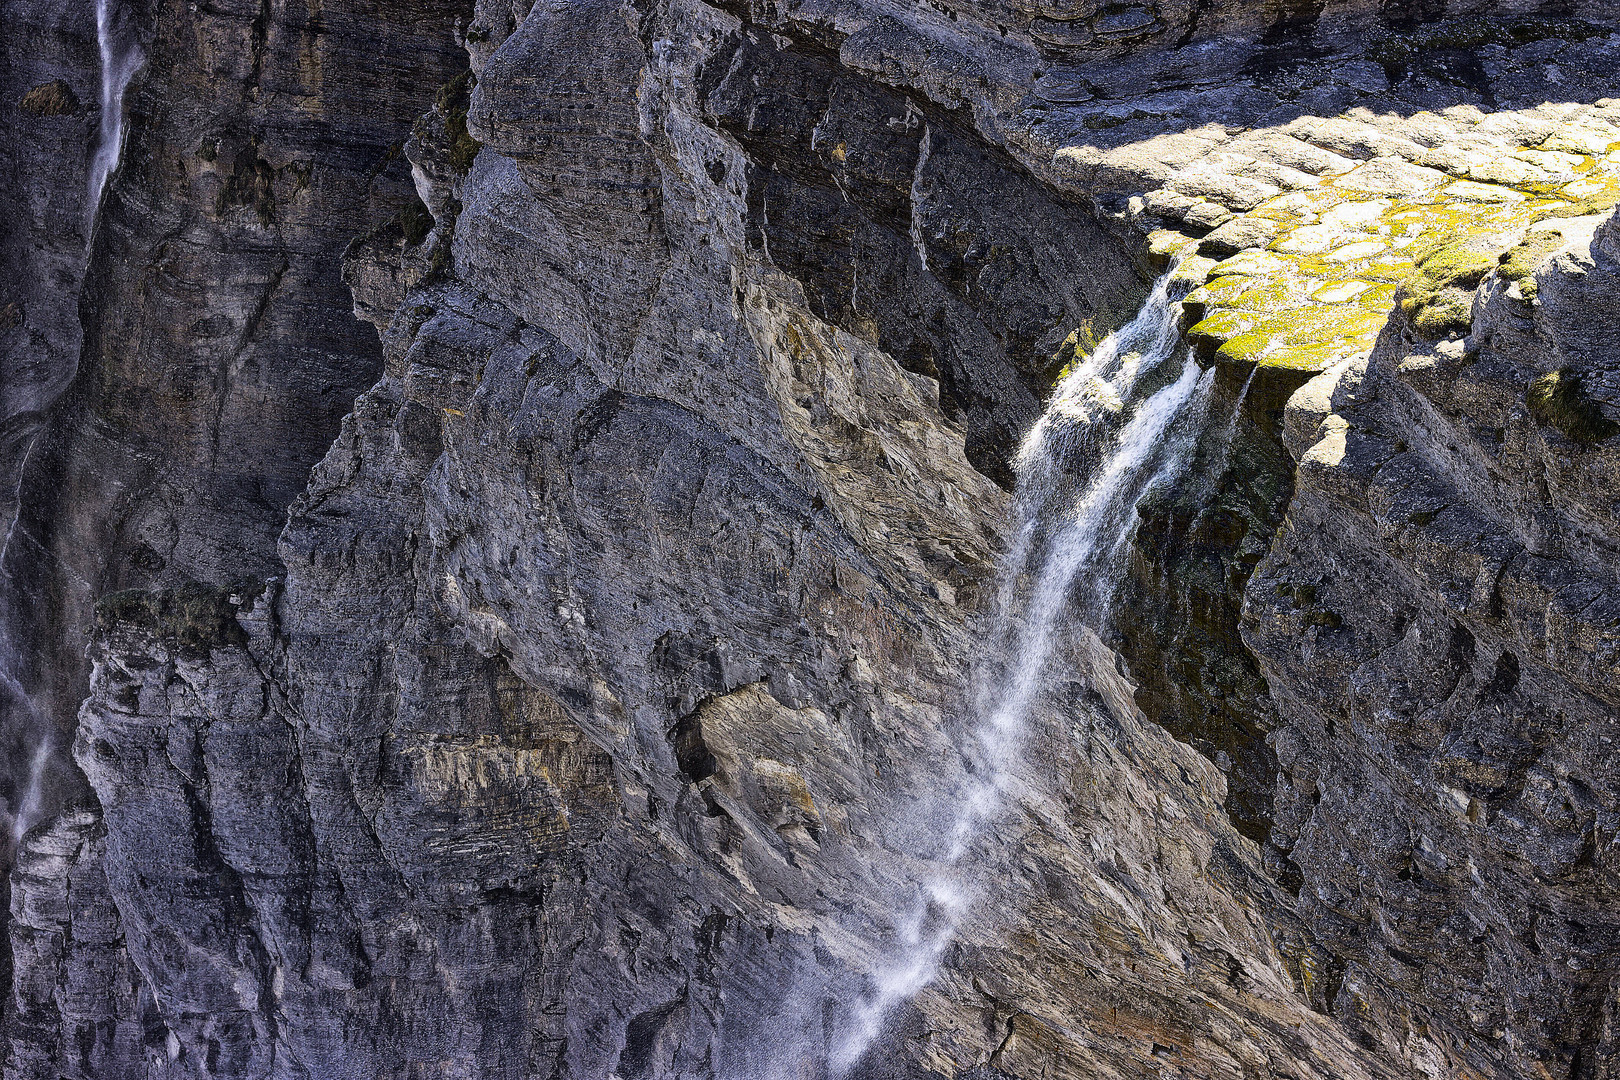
[1,497,49,848]
[0,0,140,854]
[0,659,50,848]
[833,271,1216,1072]
[87,0,142,221]
[8,733,51,848]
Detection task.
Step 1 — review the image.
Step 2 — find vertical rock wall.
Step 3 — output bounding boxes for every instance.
[1,0,472,861]
[4,0,1620,1074]
[1245,211,1620,1076]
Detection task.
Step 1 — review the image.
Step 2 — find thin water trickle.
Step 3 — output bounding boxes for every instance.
[0,0,141,857]
[1205,363,1260,489]
[833,271,1217,1074]
[88,0,142,224]
[10,736,51,848]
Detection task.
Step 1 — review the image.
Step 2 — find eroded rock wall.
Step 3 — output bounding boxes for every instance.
[1245,210,1620,1077]
[6,0,1620,1074]
[0,0,472,867]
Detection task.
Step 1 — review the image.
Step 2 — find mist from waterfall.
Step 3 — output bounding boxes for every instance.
[0,657,50,849]
[1,495,48,847]
[831,271,1216,1074]
[88,0,142,222]
[1,472,49,849]
[7,731,50,849]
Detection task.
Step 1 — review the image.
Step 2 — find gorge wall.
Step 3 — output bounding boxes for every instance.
[3,0,1619,1074]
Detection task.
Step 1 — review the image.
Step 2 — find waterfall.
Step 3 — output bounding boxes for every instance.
[1,0,143,853]
[1,502,49,849]
[87,0,141,221]
[8,732,50,848]
[832,271,1216,1072]
[0,660,50,849]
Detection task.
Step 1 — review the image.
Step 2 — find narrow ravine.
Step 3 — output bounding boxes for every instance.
[834,272,1218,1072]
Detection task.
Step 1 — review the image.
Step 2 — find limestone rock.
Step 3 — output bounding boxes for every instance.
[6,0,1620,1076]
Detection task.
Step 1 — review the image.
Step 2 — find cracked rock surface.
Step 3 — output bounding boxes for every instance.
[4,0,1620,1076]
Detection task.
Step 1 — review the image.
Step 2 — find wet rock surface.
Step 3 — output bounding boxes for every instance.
[3,0,1620,1075]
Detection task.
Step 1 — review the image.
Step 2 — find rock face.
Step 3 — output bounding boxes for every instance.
[5,0,1620,1075]
[1,0,471,865]
[1244,211,1620,1077]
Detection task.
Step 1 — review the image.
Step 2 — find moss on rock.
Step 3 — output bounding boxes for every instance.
[1527,369,1620,446]
[95,581,264,658]
[20,79,80,116]
[1412,242,1497,290]
[1397,241,1496,338]
[1161,117,1620,371]
[431,71,482,175]
[1497,227,1569,301]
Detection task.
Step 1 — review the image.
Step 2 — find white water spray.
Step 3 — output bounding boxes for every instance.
[833,272,1216,1072]
[0,661,50,848]
[9,734,51,848]
[88,0,142,223]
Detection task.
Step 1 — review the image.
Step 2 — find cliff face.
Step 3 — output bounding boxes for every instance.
[1246,212,1620,1077]
[5,0,1620,1075]
[1,0,470,865]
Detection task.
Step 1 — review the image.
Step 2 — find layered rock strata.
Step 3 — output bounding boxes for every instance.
[4,0,1620,1076]
[1,0,471,871]
[1245,209,1620,1078]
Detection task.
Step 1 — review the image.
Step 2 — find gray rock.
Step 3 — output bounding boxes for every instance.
[1200,215,1279,257]
[8,0,1620,1076]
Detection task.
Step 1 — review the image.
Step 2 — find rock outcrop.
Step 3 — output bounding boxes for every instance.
[1244,208,1620,1078]
[4,0,1620,1075]
[1,0,471,877]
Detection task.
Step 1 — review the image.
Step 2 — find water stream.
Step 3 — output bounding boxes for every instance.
[87,0,142,223]
[1,477,49,849]
[833,271,1216,1073]
[0,660,49,850]
[0,0,139,855]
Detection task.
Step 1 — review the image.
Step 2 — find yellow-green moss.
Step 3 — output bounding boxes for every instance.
[1497,229,1566,301]
[1396,242,1496,337]
[1183,275,1252,314]
[1264,342,1360,372]
[1531,194,1620,222]
[1311,280,1371,303]
[1402,289,1473,336]
[1413,242,1497,288]
[1051,319,1103,383]
[1208,250,1291,279]
[1351,282,1400,313]
[1214,330,1271,367]
[20,79,79,116]
[1188,309,1262,356]
[1148,229,1197,260]
[1271,304,1387,344]
[1528,369,1620,445]
[1169,112,1620,371]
